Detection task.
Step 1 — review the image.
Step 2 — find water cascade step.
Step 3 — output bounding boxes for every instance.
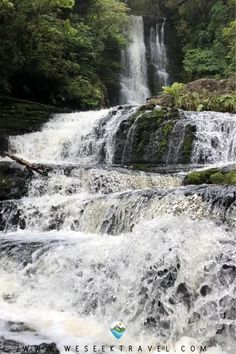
[0,106,235,353]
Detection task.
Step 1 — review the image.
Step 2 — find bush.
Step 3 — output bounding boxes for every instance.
[161,82,236,112]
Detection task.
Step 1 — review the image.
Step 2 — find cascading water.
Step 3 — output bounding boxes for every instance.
[186,111,236,164]
[149,19,169,89]
[119,16,170,104]
[0,106,236,354]
[119,16,150,104]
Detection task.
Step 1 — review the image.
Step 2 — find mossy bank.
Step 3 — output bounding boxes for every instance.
[148,78,236,113]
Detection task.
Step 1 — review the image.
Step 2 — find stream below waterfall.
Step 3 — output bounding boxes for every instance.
[0,106,235,354]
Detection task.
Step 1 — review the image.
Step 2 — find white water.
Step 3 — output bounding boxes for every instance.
[8,108,236,166]
[0,217,235,353]
[149,19,169,88]
[1,108,236,353]
[187,111,236,164]
[120,16,150,104]
[9,107,137,165]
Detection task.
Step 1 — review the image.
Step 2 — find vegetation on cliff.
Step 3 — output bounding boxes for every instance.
[149,78,236,112]
[0,0,235,109]
[0,0,128,109]
[128,0,236,82]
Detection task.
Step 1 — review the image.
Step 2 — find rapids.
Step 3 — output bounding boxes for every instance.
[0,106,235,354]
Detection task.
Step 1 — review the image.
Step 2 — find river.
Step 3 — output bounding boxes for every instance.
[0,106,235,354]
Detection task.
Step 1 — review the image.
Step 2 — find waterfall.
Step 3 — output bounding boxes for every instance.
[8,108,236,166]
[120,16,170,103]
[120,16,150,104]
[0,107,236,353]
[186,111,236,164]
[149,19,169,90]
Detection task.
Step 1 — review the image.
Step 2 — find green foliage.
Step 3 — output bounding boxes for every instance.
[180,0,235,79]
[163,83,185,96]
[0,0,128,108]
[184,168,236,186]
[223,20,236,75]
[152,0,235,80]
[183,49,226,78]
[161,82,236,112]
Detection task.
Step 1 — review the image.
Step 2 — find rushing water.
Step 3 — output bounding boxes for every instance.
[0,107,236,353]
[120,16,150,105]
[149,19,169,89]
[9,108,236,166]
[120,16,170,104]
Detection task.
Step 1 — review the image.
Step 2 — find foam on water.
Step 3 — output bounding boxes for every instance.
[0,216,235,353]
[1,107,236,353]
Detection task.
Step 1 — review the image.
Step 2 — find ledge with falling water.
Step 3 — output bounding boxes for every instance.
[0,105,236,354]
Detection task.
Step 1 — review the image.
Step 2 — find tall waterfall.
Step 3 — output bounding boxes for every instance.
[120,16,170,104]
[0,107,236,353]
[120,16,150,105]
[149,19,169,89]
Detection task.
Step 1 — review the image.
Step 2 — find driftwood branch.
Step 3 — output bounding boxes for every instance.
[4,152,48,176]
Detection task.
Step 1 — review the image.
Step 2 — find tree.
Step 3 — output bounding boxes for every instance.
[0,0,129,108]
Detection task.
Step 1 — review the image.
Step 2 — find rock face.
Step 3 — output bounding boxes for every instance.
[0,96,70,151]
[113,107,196,165]
[0,162,32,201]
[186,77,236,94]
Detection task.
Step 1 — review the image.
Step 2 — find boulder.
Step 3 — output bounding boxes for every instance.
[0,162,32,201]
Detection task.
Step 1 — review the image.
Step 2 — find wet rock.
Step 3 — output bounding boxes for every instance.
[176,282,192,309]
[219,264,236,286]
[0,200,21,231]
[0,162,32,201]
[0,134,8,154]
[219,296,236,320]
[188,312,201,325]
[200,285,212,297]
[159,267,178,289]
[113,107,195,166]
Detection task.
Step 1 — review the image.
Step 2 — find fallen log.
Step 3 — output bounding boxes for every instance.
[3,152,48,176]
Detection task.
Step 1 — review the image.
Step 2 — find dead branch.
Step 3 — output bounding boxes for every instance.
[4,152,48,176]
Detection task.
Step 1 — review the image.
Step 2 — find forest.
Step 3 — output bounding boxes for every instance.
[0,0,235,109]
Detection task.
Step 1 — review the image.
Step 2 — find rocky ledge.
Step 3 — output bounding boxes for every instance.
[0,96,70,152]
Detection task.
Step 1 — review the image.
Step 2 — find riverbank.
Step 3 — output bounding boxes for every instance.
[0,96,71,152]
[0,96,70,135]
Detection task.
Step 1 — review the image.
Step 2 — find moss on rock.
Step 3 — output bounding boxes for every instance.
[183,168,236,186]
[181,125,196,164]
[127,108,178,163]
